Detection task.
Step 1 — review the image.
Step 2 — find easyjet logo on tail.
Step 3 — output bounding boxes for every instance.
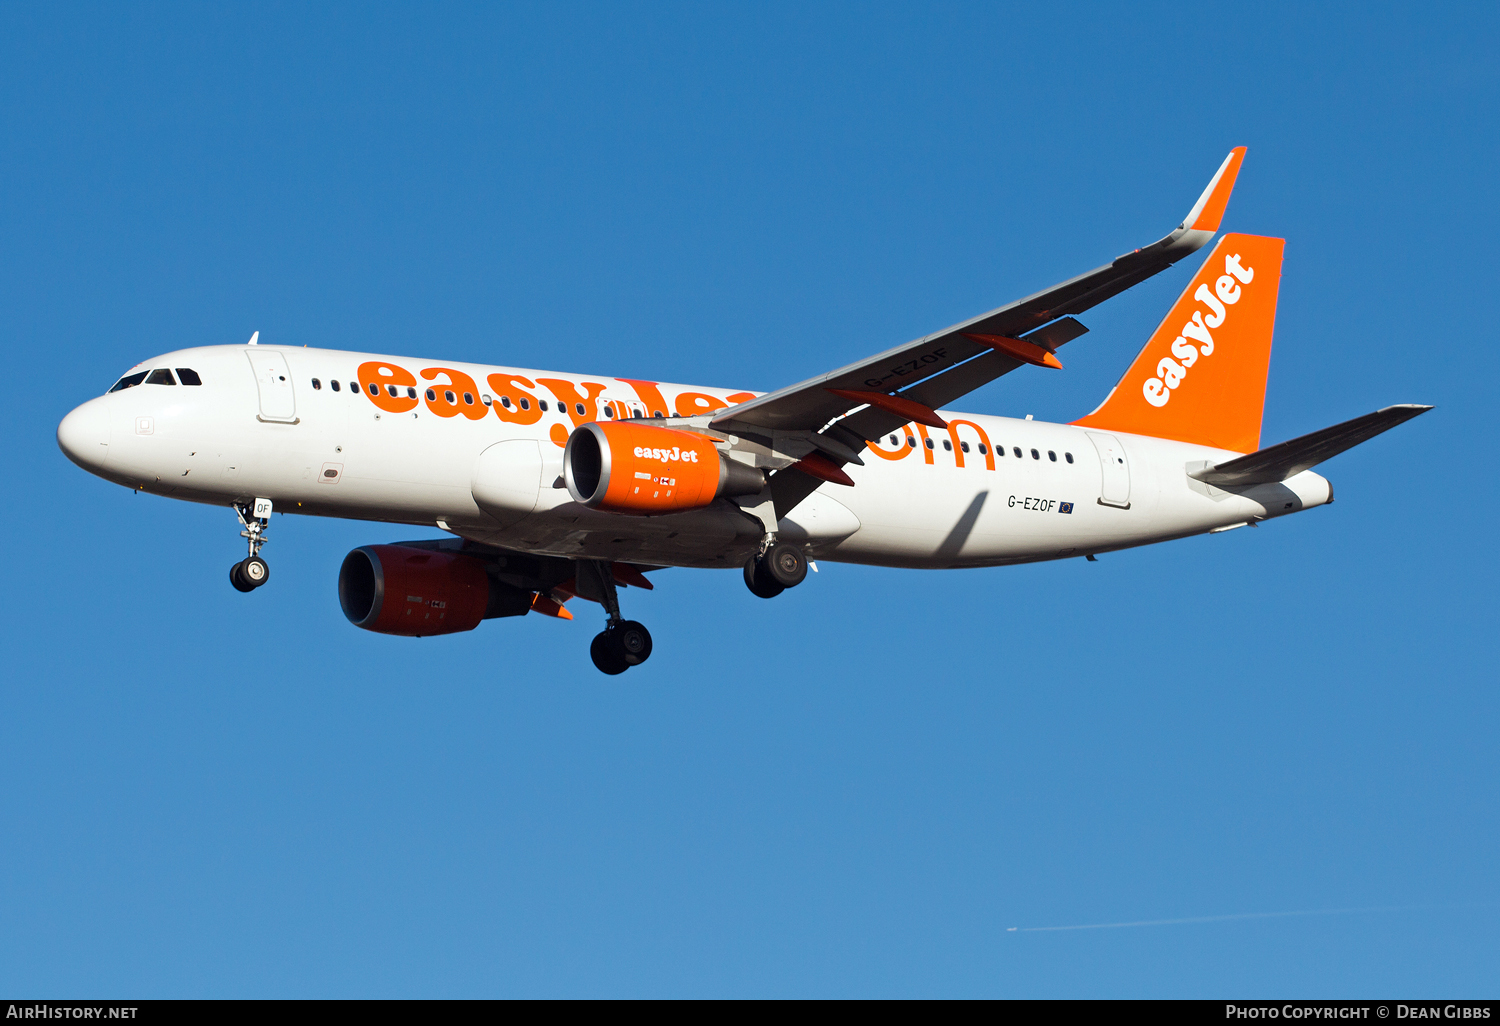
[1072,233,1285,454]
[1143,251,1256,407]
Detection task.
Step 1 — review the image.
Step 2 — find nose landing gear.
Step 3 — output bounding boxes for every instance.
[230,555,270,592]
[229,499,273,592]
[578,560,653,675]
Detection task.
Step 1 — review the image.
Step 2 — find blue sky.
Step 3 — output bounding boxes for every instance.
[1,1,1495,997]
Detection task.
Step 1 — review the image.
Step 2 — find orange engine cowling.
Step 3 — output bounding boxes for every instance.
[338,544,530,637]
[563,421,765,514]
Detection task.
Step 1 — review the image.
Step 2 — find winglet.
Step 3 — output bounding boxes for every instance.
[1181,147,1247,233]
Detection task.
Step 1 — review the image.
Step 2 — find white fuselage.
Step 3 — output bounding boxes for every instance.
[58,344,1332,569]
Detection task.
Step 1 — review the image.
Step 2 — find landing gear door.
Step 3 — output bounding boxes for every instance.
[246,350,297,423]
[1086,432,1131,509]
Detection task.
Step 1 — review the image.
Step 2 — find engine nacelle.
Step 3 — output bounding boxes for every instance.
[563,421,765,514]
[338,544,530,637]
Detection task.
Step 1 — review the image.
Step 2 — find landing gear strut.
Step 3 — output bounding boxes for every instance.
[230,499,273,592]
[744,540,807,599]
[580,560,653,675]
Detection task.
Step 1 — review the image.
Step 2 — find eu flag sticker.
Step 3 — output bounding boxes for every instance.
[1059,501,1074,514]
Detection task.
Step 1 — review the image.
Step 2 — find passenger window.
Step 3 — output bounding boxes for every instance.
[604,406,615,418]
[1031,448,1040,460]
[463,392,474,405]
[407,387,417,399]
[1065,452,1074,464]
[175,368,202,386]
[311,378,322,390]
[441,390,454,403]
[520,397,530,411]
[350,382,359,394]
[538,399,549,412]
[961,441,970,453]
[1013,447,1022,458]
[387,385,400,398]
[1048,450,1056,462]
[978,443,987,455]
[925,438,935,449]
[889,435,898,446]
[426,389,437,401]
[109,371,149,392]
[368,383,379,396]
[942,439,952,451]
[575,403,586,416]
[653,410,664,418]
[146,369,176,385]
[331,380,341,392]
[481,394,492,406]
[906,436,916,447]
[500,395,512,408]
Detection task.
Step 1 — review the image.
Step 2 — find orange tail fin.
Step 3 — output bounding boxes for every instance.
[1072,233,1285,453]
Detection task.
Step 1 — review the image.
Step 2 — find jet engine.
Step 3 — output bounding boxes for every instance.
[563,421,765,514]
[338,544,531,637]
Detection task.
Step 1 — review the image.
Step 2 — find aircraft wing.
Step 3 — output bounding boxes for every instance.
[703,147,1248,517]
[711,147,1248,447]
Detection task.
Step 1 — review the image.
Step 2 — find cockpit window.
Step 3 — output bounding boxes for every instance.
[108,371,148,393]
[145,369,176,386]
[175,368,202,386]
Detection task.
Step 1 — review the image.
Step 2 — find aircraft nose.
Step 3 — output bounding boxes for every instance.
[58,398,112,471]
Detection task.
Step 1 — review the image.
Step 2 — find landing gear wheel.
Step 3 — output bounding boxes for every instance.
[240,556,270,588]
[610,620,653,666]
[744,543,806,597]
[765,543,807,588]
[230,561,256,593]
[591,632,629,675]
[744,557,784,599]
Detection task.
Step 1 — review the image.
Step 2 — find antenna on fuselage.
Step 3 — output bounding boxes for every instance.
[247,331,259,345]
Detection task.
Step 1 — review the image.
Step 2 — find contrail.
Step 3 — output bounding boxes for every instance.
[1009,904,1433,933]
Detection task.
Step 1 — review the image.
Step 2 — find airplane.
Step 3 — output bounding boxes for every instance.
[56,147,1430,674]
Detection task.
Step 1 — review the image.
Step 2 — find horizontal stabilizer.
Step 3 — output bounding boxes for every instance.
[1189,404,1432,487]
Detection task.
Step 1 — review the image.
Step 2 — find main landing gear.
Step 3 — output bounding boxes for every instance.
[743,540,808,599]
[580,560,653,676]
[229,499,273,593]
